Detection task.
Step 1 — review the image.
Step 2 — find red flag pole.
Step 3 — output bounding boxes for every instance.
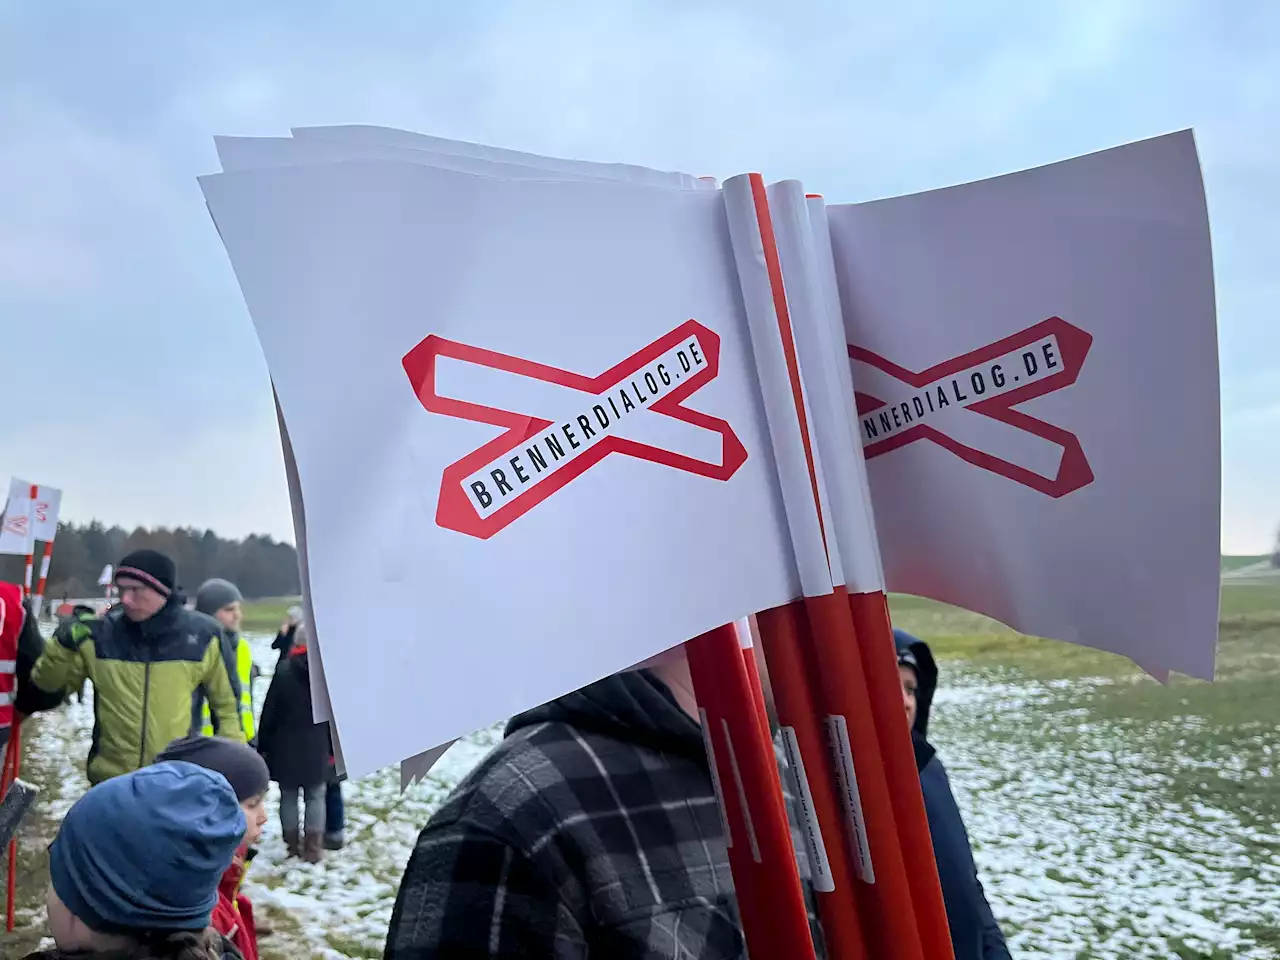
[684,624,819,960]
[739,173,882,960]
[800,588,930,959]
[21,484,38,601]
[32,540,54,619]
[739,174,941,959]
[756,601,872,960]
[737,626,777,764]
[848,589,955,956]
[3,714,21,933]
[799,191,956,958]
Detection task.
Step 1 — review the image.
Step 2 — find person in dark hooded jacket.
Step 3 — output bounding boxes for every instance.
[255,623,333,864]
[384,651,827,959]
[895,628,1012,960]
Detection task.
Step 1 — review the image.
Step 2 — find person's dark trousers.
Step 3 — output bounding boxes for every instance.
[325,780,345,849]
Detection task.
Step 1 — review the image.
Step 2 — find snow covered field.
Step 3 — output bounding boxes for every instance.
[930,674,1280,959]
[11,629,1279,959]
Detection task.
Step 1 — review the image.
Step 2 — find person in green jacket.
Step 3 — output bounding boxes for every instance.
[31,549,245,784]
[191,578,259,743]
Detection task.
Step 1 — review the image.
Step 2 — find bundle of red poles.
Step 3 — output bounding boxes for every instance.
[1,714,24,933]
[687,593,952,959]
[682,176,954,959]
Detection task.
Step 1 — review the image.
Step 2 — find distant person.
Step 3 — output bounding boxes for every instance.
[24,761,246,960]
[257,622,333,864]
[0,581,66,765]
[895,629,1012,960]
[270,605,303,665]
[30,550,246,784]
[192,579,259,743]
[157,735,271,960]
[268,603,345,849]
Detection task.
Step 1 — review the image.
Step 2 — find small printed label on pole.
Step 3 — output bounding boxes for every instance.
[779,726,835,893]
[699,709,732,849]
[826,714,875,883]
[720,719,762,863]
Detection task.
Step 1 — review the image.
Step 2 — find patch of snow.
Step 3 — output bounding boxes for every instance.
[17,630,1277,958]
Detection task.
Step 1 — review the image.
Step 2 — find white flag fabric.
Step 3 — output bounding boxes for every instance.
[827,131,1219,680]
[290,124,710,190]
[213,130,726,755]
[0,478,62,554]
[202,126,1220,779]
[202,159,800,776]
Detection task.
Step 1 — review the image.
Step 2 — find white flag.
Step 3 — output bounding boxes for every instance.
[203,158,801,776]
[215,130,717,739]
[0,478,62,554]
[827,131,1219,680]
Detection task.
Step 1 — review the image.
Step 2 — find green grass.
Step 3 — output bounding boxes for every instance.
[257,905,331,960]
[890,581,1280,958]
[240,597,300,634]
[889,582,1280,681]
[9,584,1278,958]
[1221,554,1272,571]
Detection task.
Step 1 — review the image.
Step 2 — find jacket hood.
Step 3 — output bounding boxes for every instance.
[505,669,706,764]
[894,628,939,739]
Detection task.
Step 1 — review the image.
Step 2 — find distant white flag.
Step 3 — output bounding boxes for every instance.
[0,479,62,554]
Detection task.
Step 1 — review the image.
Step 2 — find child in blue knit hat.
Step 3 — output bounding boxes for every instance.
[24,761,246,960]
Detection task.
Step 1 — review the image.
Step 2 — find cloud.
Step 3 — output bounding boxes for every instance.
[0,400,291,539]
[0,0,1277,547]
[0,89,177,298]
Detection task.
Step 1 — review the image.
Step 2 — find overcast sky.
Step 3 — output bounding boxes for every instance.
[1,1,1276,553]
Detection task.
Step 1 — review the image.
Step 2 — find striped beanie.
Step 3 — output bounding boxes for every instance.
[114,549,177,597]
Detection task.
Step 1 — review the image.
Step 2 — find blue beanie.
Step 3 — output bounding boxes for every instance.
[49,761,246,934]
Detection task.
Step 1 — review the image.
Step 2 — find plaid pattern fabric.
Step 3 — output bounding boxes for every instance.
[385,673,825,959]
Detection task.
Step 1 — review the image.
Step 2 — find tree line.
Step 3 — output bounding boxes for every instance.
[0,521,300,601]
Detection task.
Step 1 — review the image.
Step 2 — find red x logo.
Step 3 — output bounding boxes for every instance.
[1,514,28,538]
[849,317,1094,497]
[403,319,749,539]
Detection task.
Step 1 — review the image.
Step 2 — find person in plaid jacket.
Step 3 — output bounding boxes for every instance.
[385,656,825,959]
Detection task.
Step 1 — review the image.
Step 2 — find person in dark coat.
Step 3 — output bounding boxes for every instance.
[385,656,829,959]
[267,606,345,850]
[895,629,1012,960]
[255,623,332,864]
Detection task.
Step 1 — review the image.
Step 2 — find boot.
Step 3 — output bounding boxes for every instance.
[323,830,345,851]
[283,828,302,859]
[302,830,324,864]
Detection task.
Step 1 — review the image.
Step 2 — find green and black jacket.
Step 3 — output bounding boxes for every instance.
[32,598,245,783]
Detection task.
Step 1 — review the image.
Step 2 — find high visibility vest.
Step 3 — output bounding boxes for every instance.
[202,634,256,741]
[0,582,23,735]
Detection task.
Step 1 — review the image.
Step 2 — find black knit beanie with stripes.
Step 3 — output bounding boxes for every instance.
[114,549,177,597]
